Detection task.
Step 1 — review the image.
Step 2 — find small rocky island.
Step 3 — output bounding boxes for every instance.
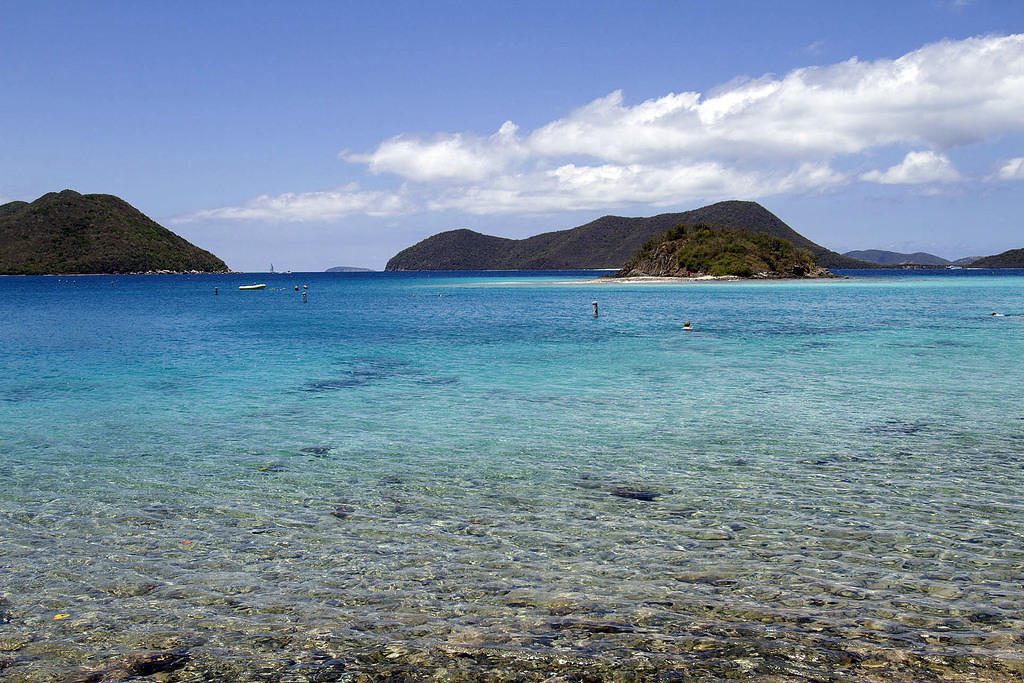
[0,190,229,275]
[613,223,835,279]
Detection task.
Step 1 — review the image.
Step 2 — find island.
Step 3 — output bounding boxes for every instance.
[0,190,229,275]
[969,248,1024,268]
[325,266,375,272]
[612,223,835,279]
[385,200,869,271]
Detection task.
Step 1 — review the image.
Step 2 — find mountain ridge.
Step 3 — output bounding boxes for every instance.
[386,201,869,271]
[843,249,951,266]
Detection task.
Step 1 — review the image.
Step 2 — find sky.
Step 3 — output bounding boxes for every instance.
[2,0,1023,271]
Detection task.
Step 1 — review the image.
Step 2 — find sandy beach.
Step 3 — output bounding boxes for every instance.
[582,274,741,283]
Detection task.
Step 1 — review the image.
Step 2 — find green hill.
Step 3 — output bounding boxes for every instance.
[385,201,867,270]
[387,229,516,270]
[0,190,229,275]
[615,223,833,279]
[970,248,1024,268]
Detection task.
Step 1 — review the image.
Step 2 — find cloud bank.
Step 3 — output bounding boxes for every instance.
[176,33,1024,224]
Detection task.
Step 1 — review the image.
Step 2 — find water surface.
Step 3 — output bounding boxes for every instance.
[1,270,1022,681]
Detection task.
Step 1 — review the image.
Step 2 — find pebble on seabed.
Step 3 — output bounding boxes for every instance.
[332,505,355,519]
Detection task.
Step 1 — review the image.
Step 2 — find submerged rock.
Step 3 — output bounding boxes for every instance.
[286,657,349,682]
[549,619,635,634]
[68,647,189,682]
[612,488,661,501]
[300,446,333,455]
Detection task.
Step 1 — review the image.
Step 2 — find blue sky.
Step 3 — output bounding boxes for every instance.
[2,1,1023,271]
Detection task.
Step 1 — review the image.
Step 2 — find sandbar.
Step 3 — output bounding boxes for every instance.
[581,274,740,284]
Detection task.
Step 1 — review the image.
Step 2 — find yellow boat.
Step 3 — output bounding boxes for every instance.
[238,284,267,290]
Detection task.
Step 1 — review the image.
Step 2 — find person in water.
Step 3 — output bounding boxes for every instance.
[682,321,693,330]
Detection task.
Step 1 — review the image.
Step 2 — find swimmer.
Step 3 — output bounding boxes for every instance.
[682,321,693,330]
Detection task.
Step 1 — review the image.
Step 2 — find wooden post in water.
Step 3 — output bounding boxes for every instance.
[592,301,598,317]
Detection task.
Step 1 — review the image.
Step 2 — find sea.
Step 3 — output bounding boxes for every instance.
[1,269,1022,682]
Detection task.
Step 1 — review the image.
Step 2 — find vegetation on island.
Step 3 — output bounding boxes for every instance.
[614,223,832,279]
[385,200,868,271]
[0,190,229,275]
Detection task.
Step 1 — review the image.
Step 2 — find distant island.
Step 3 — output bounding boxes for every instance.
[841,249,1024,267]
[385,201,869,271]
[325,266,375,272]
[970,248,1024,268]
[614,223,834,279]
[0,190,229,275]
[843,249,951,266]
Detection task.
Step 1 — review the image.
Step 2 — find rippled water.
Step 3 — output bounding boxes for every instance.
[1,270,1023,681]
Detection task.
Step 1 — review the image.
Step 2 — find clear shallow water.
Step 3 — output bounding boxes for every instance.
[1,269,1023,681]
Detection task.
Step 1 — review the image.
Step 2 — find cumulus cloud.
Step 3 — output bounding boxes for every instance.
[994,157,1024,180]
[184,33,1024,222]
[861,151,963,184]
[359,33,1024,172]
[343,121,525,182]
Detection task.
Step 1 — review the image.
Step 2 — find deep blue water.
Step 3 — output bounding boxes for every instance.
[1,269,1023,680]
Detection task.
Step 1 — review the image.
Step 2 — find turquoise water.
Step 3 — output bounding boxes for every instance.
[1,270,1023,681]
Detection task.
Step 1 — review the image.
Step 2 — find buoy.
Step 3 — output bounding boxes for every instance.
[53,613,70,620]
[294,285,299,291]
[592,301,599,317]
[303,285,308,289]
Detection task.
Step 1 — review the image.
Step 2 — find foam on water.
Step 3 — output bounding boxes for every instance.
[1,270,1023,680]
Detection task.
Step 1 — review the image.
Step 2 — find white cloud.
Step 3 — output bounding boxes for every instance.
[861,151,963,184]
[356,33,1024,171]
[173,184,410,223]
[184,33,1024,222]
[994,157,1024,180]
[343,121,525,182]
[427,161,847,215]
